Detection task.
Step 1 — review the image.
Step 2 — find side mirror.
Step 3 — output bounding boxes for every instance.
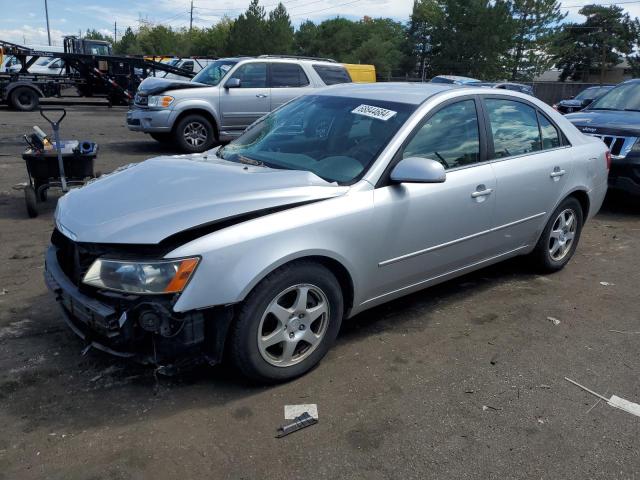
[569,95,575,99]
[225,78,241,89]
[390,157,446,184]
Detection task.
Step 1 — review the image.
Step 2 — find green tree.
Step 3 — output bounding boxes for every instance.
[266,3,294,54]
[427,0,516,80]
[113,26,138,54]
[226,0,267,55]
[506,0,566,81]
[295,20,319,56]
[136,24,181,55]
[84,28,113,43]
[407,0,441,79]
[553,4,638,82]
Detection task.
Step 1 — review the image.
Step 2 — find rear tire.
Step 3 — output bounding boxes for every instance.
[531,197,583,272]
[24,186,38,218]
[11,87,39,112]
[174,114,215,153]
[229,261,344,383]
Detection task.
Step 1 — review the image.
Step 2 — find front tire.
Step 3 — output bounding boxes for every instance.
[174,114,215,153]
[11,87,39,112]
[229,261,344,383]
[531,197,583,272]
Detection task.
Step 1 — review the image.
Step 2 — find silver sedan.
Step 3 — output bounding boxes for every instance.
[47,83,609,382]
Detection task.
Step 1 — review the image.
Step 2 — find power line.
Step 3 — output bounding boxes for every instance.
[291,0,361,18]
[560,0,640,8]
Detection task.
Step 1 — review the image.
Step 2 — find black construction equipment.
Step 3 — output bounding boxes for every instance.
[1,38,197,111]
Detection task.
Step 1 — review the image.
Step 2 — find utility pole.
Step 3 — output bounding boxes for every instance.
[600,32,606,85]
[114,21,117,43]
[44,0,51,46]
[190,0,194,31]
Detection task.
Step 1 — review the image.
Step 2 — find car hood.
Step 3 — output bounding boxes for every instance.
[55,154,348,245]
[136,77,208,96]
[566,109,640,136]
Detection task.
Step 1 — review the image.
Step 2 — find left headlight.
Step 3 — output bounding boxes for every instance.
[147,95,174,108]
[82,257,199,294]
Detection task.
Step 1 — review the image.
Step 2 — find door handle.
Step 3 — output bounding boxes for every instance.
[550,168,566,178]
[255,94,268,98]
[471,187,493,198]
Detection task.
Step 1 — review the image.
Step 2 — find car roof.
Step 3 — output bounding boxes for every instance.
[432,75,480,83]
[221,56,340,67]
[317,82,456,105]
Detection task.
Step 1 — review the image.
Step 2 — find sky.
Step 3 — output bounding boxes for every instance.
[1,0,640,47]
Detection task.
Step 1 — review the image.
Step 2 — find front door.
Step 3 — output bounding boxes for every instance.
[369,98,497,302]
[220,62,270,133]
[482,97,572,253]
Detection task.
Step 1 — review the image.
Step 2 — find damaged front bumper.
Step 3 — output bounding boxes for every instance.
[44,245,233,370]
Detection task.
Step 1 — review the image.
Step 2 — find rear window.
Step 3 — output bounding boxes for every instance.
[313,65,351,85]
[271,63,310,88]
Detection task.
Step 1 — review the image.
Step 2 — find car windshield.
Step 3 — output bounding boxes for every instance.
[192,60,237,86]
[588,82,640,111]
[216,94,416,184]
[575,87,600,101]
[35,57,52,66]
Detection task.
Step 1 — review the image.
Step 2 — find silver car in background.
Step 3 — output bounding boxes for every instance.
[47,83,609,382]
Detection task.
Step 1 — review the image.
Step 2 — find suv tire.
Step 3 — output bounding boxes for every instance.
[229,261,344,383]
[531,196,583,272]
[174,114,215,153]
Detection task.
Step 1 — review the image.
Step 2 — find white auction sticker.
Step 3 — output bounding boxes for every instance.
[351,104,397,121]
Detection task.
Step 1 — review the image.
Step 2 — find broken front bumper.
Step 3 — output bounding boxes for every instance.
[44,245,233,367]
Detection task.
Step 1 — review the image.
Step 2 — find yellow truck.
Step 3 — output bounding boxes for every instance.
[343,63,376,83]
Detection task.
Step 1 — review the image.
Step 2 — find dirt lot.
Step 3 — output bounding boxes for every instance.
[0,105,639,480]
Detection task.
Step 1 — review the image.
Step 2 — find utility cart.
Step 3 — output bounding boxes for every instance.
[22,108,98,217]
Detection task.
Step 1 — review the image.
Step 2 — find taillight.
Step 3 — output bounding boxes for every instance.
[605,150,612,170]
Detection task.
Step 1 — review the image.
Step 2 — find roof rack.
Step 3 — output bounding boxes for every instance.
[257,54,337,63]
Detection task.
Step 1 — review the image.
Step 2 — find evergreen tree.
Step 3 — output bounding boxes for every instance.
[226,0,267,56]
[506,0,565,81]
[266,3,294,54]
[553,4,638,82]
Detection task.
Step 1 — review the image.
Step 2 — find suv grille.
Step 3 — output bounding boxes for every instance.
[586,133,636,159]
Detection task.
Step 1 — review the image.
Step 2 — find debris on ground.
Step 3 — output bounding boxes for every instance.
[276,412,318,438]
[284,404,318,420]
[547,316,561,326]
[482,405,502,411]
[0,288,7,296]
[609,330,640,335]
[599,281,615,286]
[565,377,640,418]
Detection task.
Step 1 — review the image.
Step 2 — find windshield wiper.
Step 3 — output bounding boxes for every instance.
[624,108,640,112]
[587,107,617,111]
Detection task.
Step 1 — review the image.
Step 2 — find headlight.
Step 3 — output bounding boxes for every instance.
[83,257,199,294]
[147,95,174,108]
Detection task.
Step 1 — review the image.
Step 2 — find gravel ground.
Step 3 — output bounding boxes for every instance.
[0,105,639,480]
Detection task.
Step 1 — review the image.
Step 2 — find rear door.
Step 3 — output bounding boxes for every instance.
[220,62,270,132]
[269,62,314,110]
[482,96,572,253]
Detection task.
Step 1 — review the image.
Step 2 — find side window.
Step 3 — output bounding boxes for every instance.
[313,65,352,85]
[182,61,194,72]
[230,62,268,88]
[402,99,480,169]
[485,99,541,158]
[270,63,309,88]
[538,112,561,149]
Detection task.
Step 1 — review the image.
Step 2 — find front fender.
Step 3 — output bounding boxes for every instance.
[171,98,221,129]
[168,188,376,313]
[5,81,45,99]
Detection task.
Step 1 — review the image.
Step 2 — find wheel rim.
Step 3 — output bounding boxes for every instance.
[257,284,330,368]
[183,122,208,147]
[548,208,577,261]
[17,91,33,106]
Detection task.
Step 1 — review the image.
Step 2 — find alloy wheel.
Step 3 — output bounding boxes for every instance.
[257,284,330,368]
[183,121,208,147]
[548,208,577,261]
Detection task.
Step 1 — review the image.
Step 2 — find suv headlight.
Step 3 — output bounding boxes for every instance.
[83,257,199,294]
[147,95,174,108]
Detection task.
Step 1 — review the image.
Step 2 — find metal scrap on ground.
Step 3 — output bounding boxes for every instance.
[565,377,640,418]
